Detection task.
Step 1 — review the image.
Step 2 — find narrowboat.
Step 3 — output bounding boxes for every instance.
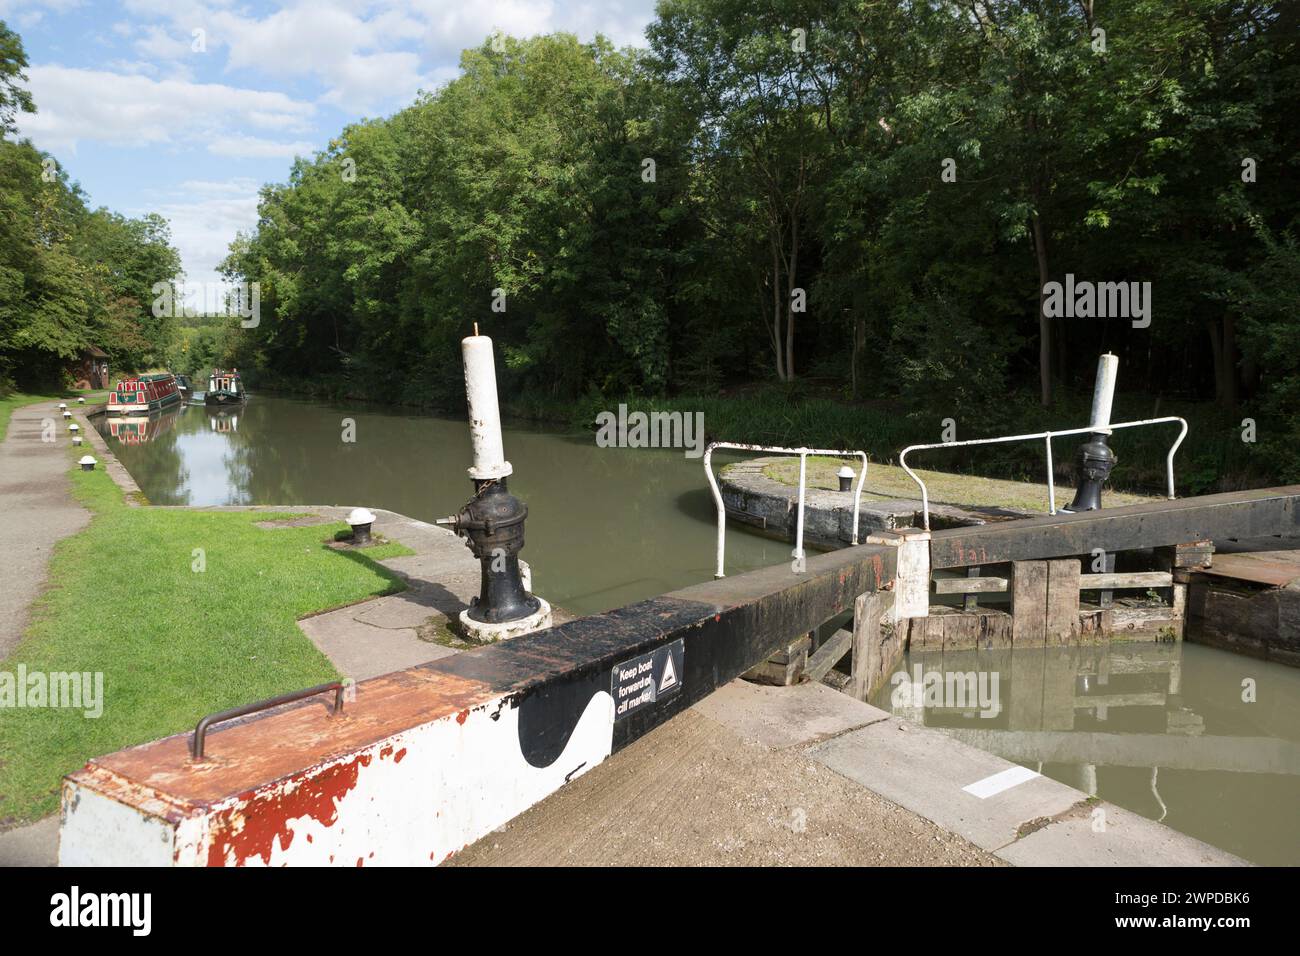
[175,373,194,399]
[205,368,247,406]
[107,373,182,415]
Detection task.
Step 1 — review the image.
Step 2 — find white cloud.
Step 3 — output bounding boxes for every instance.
[412,0,654,53]
[114,1,655,112]
[178,177,263,196]
[140,191,260,288]
[133,24,194,62]
[18,66,317,155]
[317,51,427,112]
[207,132,314,159]
[0,0,84,20]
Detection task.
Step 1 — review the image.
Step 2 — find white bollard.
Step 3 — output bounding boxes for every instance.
[1089,353,1119,434]
[461,332,512,481]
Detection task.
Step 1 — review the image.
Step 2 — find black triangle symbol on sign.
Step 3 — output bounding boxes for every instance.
[659,654,677,692]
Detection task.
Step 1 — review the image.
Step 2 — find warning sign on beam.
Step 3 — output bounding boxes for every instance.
[612,639,684,720]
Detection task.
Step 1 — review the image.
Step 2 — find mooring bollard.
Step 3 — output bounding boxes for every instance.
[347,507,375,545]
[837,465,855,492]
[79,455,96,472]
[1066,353,1119,513]
[437,327,551,643]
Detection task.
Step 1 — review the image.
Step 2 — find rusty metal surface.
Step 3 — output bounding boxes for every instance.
[192,681,345,759]
[1196,552,1300,588]
[930,486,1300,568]
[83,668,496,805]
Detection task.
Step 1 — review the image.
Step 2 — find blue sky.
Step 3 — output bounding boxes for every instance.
[5,0,657,294]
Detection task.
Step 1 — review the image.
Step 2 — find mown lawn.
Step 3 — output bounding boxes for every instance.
[752,455,1156,513]
[0,452,413,826]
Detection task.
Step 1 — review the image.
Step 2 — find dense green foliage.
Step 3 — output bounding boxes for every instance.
[167,314,246,378]
[0,21,182,391]
[218,1,1298,486]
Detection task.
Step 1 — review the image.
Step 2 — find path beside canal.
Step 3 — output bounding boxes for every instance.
[0,401,91,660]
[0,400,93,867]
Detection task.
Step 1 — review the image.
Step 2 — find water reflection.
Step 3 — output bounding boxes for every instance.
[209,411,238,433]
[104,404,188,445]
[869,640,1300,864]
[91,394,790,615]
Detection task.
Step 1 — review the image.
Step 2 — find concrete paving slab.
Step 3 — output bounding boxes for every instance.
[693,679,889,749]
[997,801,1248,867]
[352,587,468,629]
[808,717,1085,852]
[0,815,58,867]
[297,610,459,682]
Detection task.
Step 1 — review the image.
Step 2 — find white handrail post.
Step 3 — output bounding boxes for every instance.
[1167,418,1188,499]
[703,443,726,578]
[850,451,868,545]
[1045,433,1057,514]
[795,451,808,568]
[899,446,930,531]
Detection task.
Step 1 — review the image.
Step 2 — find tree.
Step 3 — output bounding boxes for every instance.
[0,20,35,135]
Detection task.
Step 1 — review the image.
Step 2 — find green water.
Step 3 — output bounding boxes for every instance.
[868,640,1300,865]
[92,395,788,615]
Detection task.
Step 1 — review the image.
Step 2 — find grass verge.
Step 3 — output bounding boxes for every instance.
[0,390,110,442]
[0,453,413,827]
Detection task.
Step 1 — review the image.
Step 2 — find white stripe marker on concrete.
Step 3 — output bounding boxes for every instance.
[962,766,1040,799]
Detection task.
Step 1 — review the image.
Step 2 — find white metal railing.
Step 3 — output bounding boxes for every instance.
[704,442,869,579]
[898,417,1189,531]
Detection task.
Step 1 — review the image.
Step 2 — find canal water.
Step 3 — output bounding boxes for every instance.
[94,395,1300,865]
[92,395,789,615]
[868,641,1300,865]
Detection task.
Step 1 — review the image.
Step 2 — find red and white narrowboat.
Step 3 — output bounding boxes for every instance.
[107,373,182,415]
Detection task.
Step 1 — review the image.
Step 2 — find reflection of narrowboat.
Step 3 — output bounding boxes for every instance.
[205,369,247,406]
[209,413,238,434]
[106,407,183,445]
[107,373,182,414]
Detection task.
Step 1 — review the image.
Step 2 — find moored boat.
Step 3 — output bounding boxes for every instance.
[107,373,182,415]
[205,368,247,406]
